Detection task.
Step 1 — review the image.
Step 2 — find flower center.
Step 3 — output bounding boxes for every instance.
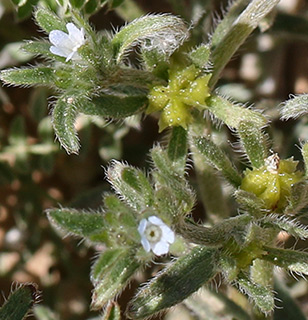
[145,224,162,243]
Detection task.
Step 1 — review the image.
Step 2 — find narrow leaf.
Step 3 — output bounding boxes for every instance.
[52,97,79,154]
[280,94,308,120]
[0,67,55,86]
[107,161,154,211]
[34,8,66,33]
[261,214,308,239]
[238,121,268,168]
[91,250,140,310]
[236,272,274,314]
[210,0,280,87]
[47,208,106,242]
[112,14,188,62]
[167,126,187,174]
[151,147,195,217]
[206,95,267,129]
[22,41,65,61]
[82,89,148,119]
[262,246,308,275]
[234,189,267,217]
[191,136,242,187]
[0,283,39,320]
[127,246,218,319]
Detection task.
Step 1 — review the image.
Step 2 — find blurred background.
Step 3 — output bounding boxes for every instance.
[1,0,308,319]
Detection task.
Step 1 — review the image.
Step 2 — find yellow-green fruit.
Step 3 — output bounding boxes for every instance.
[147,65,211,131]
[241,156,303,211]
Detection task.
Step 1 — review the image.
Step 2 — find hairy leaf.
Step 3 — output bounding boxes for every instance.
[127,246,218,319]
[192,136,242,187]
[112,14,188,62]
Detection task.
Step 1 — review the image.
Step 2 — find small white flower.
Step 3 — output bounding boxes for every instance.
[49,23,85,62]
[138,216,175,256]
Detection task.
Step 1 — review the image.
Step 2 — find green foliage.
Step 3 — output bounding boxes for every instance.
[0,283,39,320]
[1,0,308,319]
[127,246,218,319]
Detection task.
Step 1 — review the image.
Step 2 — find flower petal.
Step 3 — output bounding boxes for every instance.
[138,219,147,235]
[160,225,175,244]
[66,23,85,45]
[153,241,169,256]
[148,216,164,226]
[141,236,151,252]
[49,30,71,48]
[49,45,68,58]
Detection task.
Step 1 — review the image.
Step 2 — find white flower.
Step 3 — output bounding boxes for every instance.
[138,216,175,256]
[49,23,85,62]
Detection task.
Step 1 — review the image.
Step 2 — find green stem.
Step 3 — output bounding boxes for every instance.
[209,0,280,88]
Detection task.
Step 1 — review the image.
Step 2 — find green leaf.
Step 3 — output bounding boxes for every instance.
[34,7,66,33]
[209,0,280,87]
[22,41,65,61]
[188,44,211,69]
[82,88,148,119]
[191,136,242,187]
[167,126,188,174]
[85,0,99,14]
[69,0,85,9]
[92,249,123,283]
[285,180,308,214]
[234,189,267,217]
[262,246,308,275]
[280,94,308,120]
[236,272,274,314]
[111,14,188,63]
[17,0,39,20]
[127,246,218,319]
[0,67,55,86]
[52,97,79,154]
[47,208,107,242]
[91,249,140,310]
[261,214,308,239]
[0,283,39,320]
[107,161,154,211]
[151,147,195,218]
[206,95,267,129]
[238,121,268,168]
